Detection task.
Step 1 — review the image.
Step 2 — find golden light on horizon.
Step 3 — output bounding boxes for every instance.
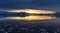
[8,9,56,14]
[0,16,56,20]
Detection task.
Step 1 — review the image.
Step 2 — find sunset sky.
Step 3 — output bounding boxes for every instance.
[0,0,60,12]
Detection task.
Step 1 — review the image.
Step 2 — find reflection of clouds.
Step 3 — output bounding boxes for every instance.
[0,15,56,20]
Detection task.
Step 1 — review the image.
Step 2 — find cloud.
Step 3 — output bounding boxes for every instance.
[0,0,60,11]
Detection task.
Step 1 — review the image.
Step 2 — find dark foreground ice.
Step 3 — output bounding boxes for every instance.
[0,19,60,33]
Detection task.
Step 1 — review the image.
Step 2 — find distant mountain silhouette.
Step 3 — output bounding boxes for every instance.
[0,11,60,17]
[0,11,29,17]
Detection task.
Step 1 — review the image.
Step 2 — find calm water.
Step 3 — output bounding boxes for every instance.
[0,10,60,33]
[0,16,60,33]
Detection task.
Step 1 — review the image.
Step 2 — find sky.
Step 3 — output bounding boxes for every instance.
[0,0,60,12]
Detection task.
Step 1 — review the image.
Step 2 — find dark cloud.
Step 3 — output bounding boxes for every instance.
[0,0,60,11]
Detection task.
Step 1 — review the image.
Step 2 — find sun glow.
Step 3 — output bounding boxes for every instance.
[2,9,56,20]
[8,9,56,14]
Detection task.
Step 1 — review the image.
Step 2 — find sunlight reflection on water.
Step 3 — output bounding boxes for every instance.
[0,15,56,21]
